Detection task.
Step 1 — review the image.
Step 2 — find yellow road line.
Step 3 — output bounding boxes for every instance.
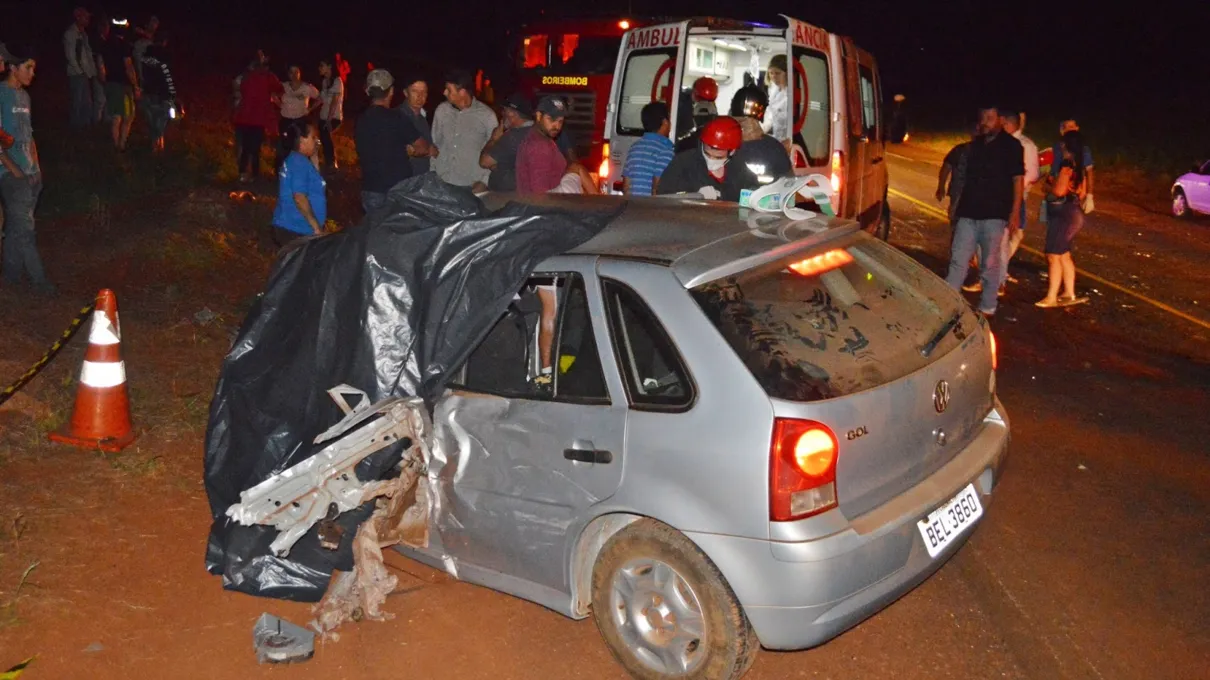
[888,187,1210,332]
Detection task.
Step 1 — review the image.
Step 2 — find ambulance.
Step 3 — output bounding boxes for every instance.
[602,16,890,237]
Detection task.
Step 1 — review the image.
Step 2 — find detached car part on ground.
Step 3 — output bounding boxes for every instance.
[210,179,1008,679]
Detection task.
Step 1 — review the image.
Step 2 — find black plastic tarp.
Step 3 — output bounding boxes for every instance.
[204,175,619,600]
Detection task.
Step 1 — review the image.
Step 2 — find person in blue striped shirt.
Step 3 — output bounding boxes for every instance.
[622,102,674,196]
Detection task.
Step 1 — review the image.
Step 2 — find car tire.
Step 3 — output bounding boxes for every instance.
[590,519,759,680]
[877,196,892,241]
[1172,189,1191,219]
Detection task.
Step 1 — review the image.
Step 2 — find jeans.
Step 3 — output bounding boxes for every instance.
[69,75,93,128]
[0,174,50,288]
[946,217,1007,314]
[319,119,341,168]
[361,191,388,214]
[235,125,265,177]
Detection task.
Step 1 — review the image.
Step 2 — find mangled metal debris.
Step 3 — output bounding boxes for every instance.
[252,613,315,664]
[226,385,433,639]
[311,465,430,638]
[225,385,430,558]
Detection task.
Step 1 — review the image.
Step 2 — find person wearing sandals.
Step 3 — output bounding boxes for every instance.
[1036,130,1089,309]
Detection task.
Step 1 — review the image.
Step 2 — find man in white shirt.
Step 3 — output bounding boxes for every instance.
[1001,111,1037,287]
[63,7,97,129]
[431,69,496,188]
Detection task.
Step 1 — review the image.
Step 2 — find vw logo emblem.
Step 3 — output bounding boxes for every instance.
[933,380,951,413]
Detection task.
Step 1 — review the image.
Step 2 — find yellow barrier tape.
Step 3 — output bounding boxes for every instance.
[0,302,96,407]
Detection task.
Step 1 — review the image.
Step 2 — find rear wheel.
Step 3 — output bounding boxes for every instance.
[877,197,892,241]
[590,519,759,680]
[1172,189,1192,219]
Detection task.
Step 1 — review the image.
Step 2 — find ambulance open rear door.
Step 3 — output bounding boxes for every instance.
[602,20,690,194]
[781,15,839,209]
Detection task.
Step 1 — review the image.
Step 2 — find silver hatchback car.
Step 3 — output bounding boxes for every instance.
[400,195,1009,679]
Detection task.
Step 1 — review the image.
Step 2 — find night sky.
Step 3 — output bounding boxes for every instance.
[5,0,1207,133]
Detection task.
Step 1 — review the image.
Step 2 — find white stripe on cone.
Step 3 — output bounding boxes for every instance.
[89,311,121,346]
[80,360,126,388]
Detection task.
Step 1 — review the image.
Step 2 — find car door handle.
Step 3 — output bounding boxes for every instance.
[872,157,884,165]
[564,448,613,464]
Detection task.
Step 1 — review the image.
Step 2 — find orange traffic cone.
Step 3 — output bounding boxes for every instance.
[49,289,136,452]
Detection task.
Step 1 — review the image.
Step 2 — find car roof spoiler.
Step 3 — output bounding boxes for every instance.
[673,216,860,288]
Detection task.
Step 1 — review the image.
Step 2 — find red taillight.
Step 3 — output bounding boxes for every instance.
[989,331,998,371]
[770,419,839,521]
[789,249,853,277]
[599,142,611,179]
[830,150,843,194]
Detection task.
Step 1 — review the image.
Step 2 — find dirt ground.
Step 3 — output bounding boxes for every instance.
[2,122,1209,679]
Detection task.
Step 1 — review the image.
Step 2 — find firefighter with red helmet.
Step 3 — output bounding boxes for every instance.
[729,85,793,185]
[675,76,720,151]
[657,116,760,201]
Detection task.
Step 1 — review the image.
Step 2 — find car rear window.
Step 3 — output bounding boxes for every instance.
[691,236,972,401]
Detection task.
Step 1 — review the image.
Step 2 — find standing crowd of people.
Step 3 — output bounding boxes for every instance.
[1,10,1101,315]
[65,8,177,152]
[0,8,178,296]
[936,108,1094,316]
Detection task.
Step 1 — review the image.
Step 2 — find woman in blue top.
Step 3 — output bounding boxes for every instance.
[271,121,327,247]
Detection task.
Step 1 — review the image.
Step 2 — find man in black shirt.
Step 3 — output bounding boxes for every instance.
[943,106,1023,316]
[355,69,429,213]
[96,19,139,151]
[657,116,759,202]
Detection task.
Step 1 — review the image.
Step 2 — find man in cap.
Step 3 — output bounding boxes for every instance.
[431,69,497,188]
[64,6,97,129]
[516,96,595,195]
[480,92,535,192]
[657,116,759,201]
[354,69,429,213]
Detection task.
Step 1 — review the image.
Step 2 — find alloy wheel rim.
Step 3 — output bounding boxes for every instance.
[609,557,707,676]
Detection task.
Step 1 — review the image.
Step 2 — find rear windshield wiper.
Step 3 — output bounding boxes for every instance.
[920,311,962,358]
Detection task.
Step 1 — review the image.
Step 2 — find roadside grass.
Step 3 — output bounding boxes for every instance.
[0,72,278,469]
[0,561,39,630]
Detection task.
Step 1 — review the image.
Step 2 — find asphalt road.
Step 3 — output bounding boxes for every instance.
[272,149,1210,679]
